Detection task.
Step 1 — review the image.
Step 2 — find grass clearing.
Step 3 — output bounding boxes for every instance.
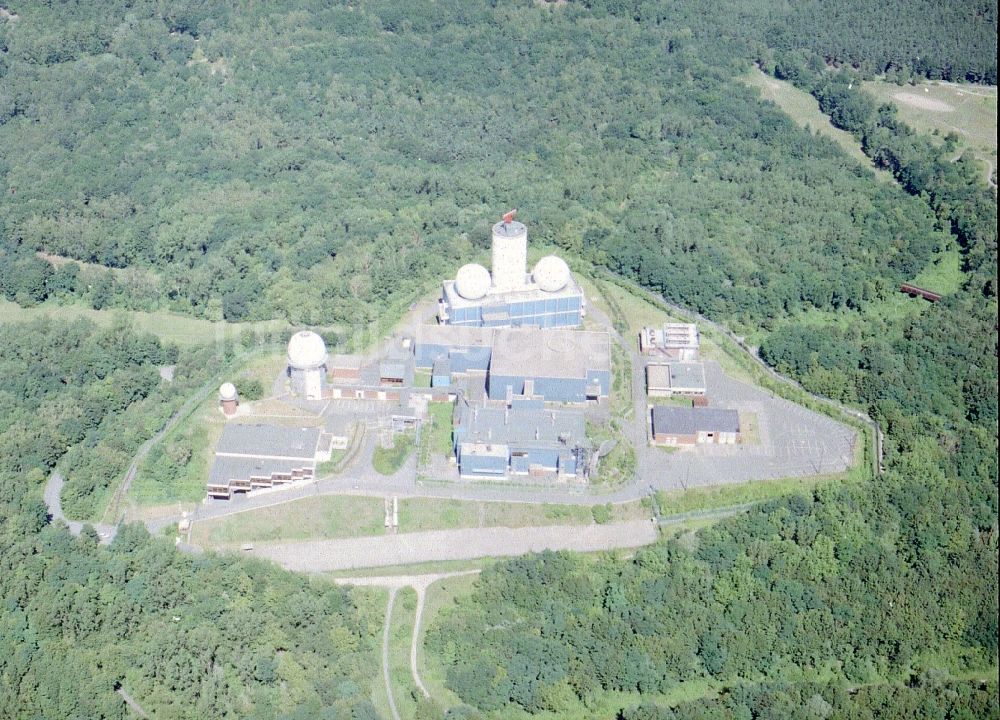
[743,68,887,178]
[656,473,844,516]
[863,78,997,180]
[0,298,292,346]
[190,495,651,546]
[418,402,454,467]
[373,432,416,475]
[399,497,650,533]
[327,557,495,580]
[190,494,386,546]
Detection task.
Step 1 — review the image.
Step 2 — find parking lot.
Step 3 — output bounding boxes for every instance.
[637,361,857,490]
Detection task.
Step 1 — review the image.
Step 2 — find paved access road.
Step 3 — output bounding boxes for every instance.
[44,473,118,542]
[252,519,659,572]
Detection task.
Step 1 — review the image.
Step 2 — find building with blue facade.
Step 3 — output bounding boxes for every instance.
[414,325,612,404]
[453,401,588,479]
[437,216,586,328]
[487,328,611,403]
[414,325,494,374]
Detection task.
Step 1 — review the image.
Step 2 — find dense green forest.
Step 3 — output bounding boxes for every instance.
[0,0,992,324]
[0,0,996,717]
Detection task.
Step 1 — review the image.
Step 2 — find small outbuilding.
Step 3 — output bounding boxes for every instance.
[651,406,740,446]
[646,362,707,397]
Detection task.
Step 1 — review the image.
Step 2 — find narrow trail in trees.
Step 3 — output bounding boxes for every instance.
[337,570,482,706]
[382,588,401,720]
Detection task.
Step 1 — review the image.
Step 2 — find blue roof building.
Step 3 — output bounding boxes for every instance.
[453,402,588,479]
[487,328,611,403]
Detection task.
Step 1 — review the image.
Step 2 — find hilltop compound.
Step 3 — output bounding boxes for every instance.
[438,212,586,328]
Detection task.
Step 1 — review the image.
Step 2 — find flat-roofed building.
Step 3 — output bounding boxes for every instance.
[640,323,700,361]
[646,362,707,397]
[453,402,588,479]
[207,424,322,499]
[414,324,495,373]
[651,406,739,446]
[487,328,611,403]
[329,354,363,381]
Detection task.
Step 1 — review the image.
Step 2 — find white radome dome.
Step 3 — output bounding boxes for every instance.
[454,263,491,300]
[219,382,238,400]
[287,330,328,369]
[532,255,571,292]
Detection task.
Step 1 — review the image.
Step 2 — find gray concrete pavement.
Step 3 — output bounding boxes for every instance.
[251,520,659,572]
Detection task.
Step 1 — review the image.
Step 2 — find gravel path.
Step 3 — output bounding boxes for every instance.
[253,520,659,572]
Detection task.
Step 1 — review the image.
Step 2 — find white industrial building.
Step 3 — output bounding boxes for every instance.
[640,323,700,361]
[438,212,586,328]
[287,330,328,400]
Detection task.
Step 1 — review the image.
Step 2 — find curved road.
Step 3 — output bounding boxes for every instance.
[44,472,118,542]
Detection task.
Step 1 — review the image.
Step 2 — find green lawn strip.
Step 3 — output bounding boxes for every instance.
[742,68,885,175]
[418,401,454,467]
[373,432,416,475]
[189,494,651,546]
[0,298,292,346]
[389,587,420,720]
[190,495,386,546]
[656,474,844,517]
[397,498,649,534]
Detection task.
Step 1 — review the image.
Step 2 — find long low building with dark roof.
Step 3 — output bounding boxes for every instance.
[208,424,325,499]
[651,406,740,446]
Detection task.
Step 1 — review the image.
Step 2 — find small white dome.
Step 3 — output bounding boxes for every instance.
[532,255,571,292]
[219,382,238,400]
[287,330,328,369]
[454,263,491,300]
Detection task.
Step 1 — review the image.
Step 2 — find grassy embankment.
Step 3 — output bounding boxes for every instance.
[373,432,416,475]
[190,495,651,547]
[742,67,889,178]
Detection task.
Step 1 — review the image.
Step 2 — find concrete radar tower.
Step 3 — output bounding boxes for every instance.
[491,209,528,293]
[219,382,239,416]
[287,330,328,400]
